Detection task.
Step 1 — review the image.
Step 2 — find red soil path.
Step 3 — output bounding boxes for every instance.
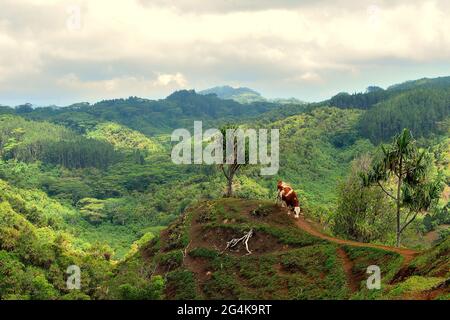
[292,215,419,265]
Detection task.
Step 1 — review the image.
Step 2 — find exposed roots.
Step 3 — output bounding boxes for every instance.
[224,229,254,255]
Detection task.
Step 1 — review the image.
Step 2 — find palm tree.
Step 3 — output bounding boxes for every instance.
[362,129,442,247]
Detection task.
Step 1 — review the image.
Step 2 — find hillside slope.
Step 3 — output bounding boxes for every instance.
[110,199,449,300]
[0,179,111,300]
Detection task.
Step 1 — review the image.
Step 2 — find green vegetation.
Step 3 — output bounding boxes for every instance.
[0,115,120,169]
[119,199,350,300]
[362,129,443,246]
[410,237,450,278]
[387,276,446,299]
[0,76,448,299]
[0,179,112,300]
[267,107,374,216]
[113,199,448,300]
[359,89,450,143]
[86,122,163,154]
[333,155,395,243]
[13,91,279,136]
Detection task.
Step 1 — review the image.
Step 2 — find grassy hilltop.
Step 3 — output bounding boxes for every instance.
[109,199,449,300]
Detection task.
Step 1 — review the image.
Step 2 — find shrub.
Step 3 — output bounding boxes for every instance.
[188,247,218,259]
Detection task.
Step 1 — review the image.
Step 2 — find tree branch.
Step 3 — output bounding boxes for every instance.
[221,165,230,180]
[377,181,397,201]
[400,212,419,233]
[402,210,413,227]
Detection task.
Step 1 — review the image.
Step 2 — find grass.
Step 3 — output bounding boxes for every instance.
[409,237,450,277]
[166,270,198,300]
[165,199,353,299]
[197,243,349,299]
[203,270,248,299]
[256,224,323,246]
[156,250,184,269]
[188,247,219,259]
[343,246,404,284]
[110,198,450,300]
[387,276,446,298]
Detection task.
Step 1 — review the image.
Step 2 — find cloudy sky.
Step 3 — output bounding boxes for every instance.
[1,0,450,106]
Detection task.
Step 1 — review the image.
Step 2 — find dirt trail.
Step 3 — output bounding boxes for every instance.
[293,215,419,265]
[336,247,359,293]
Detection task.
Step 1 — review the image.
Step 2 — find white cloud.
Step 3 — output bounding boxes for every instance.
[155,73,188,87]
[286,72,324,84]
[56,72,188,99]
[0,0,449,104]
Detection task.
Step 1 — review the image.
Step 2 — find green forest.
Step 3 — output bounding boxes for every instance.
[0,76,449,300]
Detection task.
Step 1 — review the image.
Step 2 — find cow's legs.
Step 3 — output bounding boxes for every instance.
[284,202,291,215]
[294,206,301,219]
[277,191,286,207]
[286,205,294,215]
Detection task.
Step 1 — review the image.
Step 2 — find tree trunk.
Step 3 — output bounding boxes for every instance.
[396,156,403,247]
[226,174,234,197]
[396,198,401,247]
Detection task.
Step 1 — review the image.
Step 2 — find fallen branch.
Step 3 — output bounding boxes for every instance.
[224,229,254,255]
[183,240,192,259]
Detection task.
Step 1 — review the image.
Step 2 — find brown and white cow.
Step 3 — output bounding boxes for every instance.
[277,180,301,218]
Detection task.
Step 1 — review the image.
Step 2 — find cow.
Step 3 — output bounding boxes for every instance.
[277,180,301,218]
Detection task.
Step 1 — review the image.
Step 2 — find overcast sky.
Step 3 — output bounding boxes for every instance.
[1,0,450,106]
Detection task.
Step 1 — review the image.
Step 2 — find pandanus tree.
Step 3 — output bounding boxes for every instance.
[361,129,442,247]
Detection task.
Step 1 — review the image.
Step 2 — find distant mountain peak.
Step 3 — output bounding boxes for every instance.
[199,86,263,103]
[199,85,305,105]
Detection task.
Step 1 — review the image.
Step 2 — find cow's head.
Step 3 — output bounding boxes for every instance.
[277,180,284,191]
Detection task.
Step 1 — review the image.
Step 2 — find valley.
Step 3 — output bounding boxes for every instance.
[0,76,449,300]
